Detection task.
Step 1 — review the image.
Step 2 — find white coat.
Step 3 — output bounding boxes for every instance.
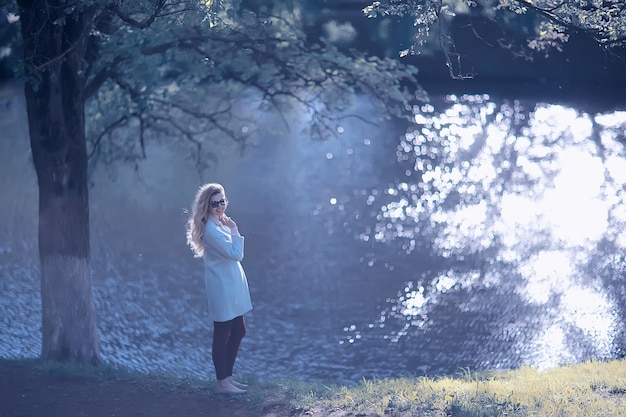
[202,221,253,322]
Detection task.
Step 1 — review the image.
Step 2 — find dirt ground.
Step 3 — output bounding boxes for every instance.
[0,360,307,417]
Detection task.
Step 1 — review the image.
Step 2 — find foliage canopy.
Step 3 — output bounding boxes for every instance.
[2,0,624,165]
[2,0,425,170]
[364,0,626,52]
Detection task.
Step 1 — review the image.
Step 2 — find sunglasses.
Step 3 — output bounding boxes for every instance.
[209,198,229,208]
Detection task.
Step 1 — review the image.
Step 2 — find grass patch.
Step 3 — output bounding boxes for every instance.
[5,357,626,416]
[294,359,626,416]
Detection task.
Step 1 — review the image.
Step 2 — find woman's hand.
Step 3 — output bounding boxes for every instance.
[220,215,240,236]
[219,215,237,229]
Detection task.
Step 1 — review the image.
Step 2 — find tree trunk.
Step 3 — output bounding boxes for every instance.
[17,0,101,364]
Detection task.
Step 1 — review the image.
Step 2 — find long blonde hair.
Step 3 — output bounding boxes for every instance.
[186,183,224,257]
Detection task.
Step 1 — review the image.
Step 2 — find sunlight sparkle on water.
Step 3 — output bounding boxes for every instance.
[414,102,619,259]
[360,97,626,369]
[531,325,576,370]
[528,285,616,370]
[530,105,590,144]
[561,286,616,345]
[518,250,573,304]
[542,147,608,245]
[595,110,626,128]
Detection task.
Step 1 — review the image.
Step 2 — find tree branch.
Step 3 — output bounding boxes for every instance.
[114,0,168,29]
[87,115,128,161]
[509,0,626,47]
[85,56,124,100]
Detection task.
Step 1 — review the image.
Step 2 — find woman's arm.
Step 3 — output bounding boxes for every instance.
[203,223,244,261]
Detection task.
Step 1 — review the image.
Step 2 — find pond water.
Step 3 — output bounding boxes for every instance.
[1,83,625,384]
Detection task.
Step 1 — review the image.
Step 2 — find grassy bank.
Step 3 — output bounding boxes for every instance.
[295,359,626,416]
[3,358,626,416]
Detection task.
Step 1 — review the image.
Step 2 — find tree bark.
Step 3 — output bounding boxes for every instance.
[17,0,101,364]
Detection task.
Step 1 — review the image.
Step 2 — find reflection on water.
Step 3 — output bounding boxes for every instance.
[1,85,625,382]
[339,94,626,371]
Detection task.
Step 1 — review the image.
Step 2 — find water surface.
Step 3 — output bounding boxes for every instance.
[1,85,625,383]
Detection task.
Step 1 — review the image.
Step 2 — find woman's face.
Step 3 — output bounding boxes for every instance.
[208,192,228,217]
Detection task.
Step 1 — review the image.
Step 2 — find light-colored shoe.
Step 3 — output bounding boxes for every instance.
[215,380,247,395]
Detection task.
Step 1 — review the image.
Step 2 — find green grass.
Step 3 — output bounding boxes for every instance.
[293,359,626,416]
[5,357,626,416]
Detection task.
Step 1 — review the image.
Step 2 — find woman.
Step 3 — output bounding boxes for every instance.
[186,183,253,394]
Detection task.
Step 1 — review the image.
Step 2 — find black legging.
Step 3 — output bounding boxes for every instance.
[212,315,246,380]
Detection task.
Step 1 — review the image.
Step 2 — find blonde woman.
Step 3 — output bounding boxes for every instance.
[187,183,253,395]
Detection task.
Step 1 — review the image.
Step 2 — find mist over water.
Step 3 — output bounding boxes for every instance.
[1,83,625,383]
